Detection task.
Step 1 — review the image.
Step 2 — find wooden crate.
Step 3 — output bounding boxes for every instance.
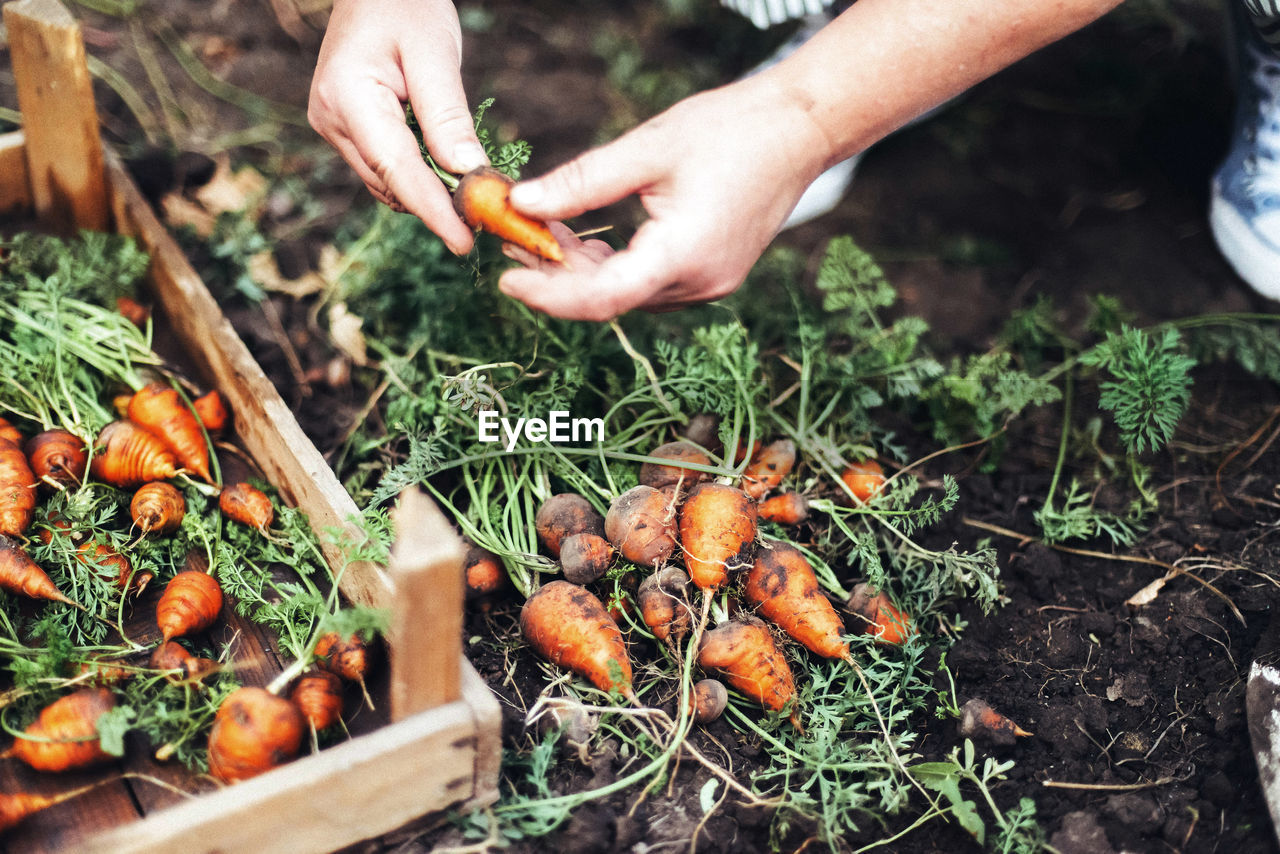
[0,1,501,851]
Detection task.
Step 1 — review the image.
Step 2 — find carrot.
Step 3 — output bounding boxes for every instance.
[111,393,133,418]
[91,420,180,488]
[678,413,721,455]
[604,485,678,567]
[744,543,850,661]
[3,688,115,772]
[520,580,633,698]
[149,640,218,683]
[845,583,913,645]
[559,532,613,585]
[697,617,799,727]
[678,482,757,591]
[0,786,101,833]
[115,295,150,328]
[36,516,146,594]
[207,686,305,783]
[535,493,604,558]
[25,430,87,490]
[453,167,564,263]
[155,570,223,642]
[958,698,1033,746]
[193,389,230,434]
[74,660,133,686]
[313,631,376,710]
[0,438,36,537]
[130,482,186,536]
[290,671,344,734]
[636,567,693,643]
[638,441,712,490]
[0,535,74,606]
[463,542,507,603]
[219,482,274,532]
[127,381,211,482]
[840,459,885,503]
[758,492,810,526]
[690,678,728,724]
[0,417,24,447]
[741,438,796,500]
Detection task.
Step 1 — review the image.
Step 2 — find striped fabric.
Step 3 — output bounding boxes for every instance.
[720,0,835,29]
[1242,0,1280,51]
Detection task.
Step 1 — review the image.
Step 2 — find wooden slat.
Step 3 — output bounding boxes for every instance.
[2,0,108,231]
[388,489,464,719]
[0,131,32,215]
[78,698,482,854]
[102,149,393,613]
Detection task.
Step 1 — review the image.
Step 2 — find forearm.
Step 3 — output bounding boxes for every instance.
[761,0,1127,169]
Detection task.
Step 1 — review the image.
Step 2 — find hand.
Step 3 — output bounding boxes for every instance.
[496,74,832,321]
[308,0,487,254]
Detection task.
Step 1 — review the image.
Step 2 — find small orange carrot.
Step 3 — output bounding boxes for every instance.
[290,671,344,734]
[463,542,507,603]
[559,532,613,585]
[0,416,24,447]
[207,686,305,783]
[192,390,229,434]
[127,382,211,482]
[313,631,375,710]
[758,492,810,526]
[840,459,886,503]
[91,420,180,488]
[219,482,274,533]
[453,167,564,263]
[678,483,757,591]
[959,698,1033,746]
[155,570,223,642]
[0,535,74,606]
[130,482,186,536]
[149,640,218,683]
[25,430,87,490]
[604,485,678,568]
[36,516,146,594]
[636,567,693,643]
[845,583,913,645]
[116,295,150,328]
[0,787,101,832]
[0,438,36,537]
[638,441,713,490]
[741,439,797,500]
[520,580,633,698]
[744,543,849,661]
[535,493,604,558]
[698,617,799,728]
[3,688,115,772]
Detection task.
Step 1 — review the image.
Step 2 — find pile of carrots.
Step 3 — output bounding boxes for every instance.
[469,426,914,730]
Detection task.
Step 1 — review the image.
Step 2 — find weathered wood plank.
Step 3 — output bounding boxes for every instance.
[0,131,32,215]
[2,0,108,231]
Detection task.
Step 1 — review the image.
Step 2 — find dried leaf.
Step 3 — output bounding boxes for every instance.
[328,302,368,367]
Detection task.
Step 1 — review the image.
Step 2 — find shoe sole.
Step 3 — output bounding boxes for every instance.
[1209,191,1280,299]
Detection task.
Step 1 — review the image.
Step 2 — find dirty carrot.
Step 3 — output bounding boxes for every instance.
[0,438,36,537]
[840,459,886,503]
[91,420,180,488]
[0,535,75,606]
[206,686,305,783]
[741,439,797,500]
[958,697,1033,747]
[520,580,634,698]
[559,532,613,585]
[453,167,564,263]
[744,542,850,661]
[845,582,913,645]
[218,482,274,532]
[36,516,146,594]
[0,417,23,448]
[149,640,218,683]
[463,541,507,604]
[637,567,693,643]
[290,671,344,734]
[130,482,186,536]
[155,570,223,642]
[313,631,375,709]
[757,492,810,526]
[697,617,799,728]
[2,688,116,772]
[605,485,678,568]
[0,785,102,833]
[638,441,713,490]
[25,430,87,490]
[192,389,229,434]
[127,381,211,482]
[535,493,604,558]
[690,678,728,724]
[115,295,150,328]
[678,482,757,590]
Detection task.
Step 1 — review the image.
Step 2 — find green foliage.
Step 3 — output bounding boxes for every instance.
[1079,325,1194,454]
[927,351,1061,448]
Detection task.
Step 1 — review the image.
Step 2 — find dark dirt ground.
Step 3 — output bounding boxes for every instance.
[7,0,1280,851]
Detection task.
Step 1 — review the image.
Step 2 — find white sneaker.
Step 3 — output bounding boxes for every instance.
[1210,17,1280,298]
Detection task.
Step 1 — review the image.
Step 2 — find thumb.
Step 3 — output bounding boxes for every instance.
[509,133,660,221]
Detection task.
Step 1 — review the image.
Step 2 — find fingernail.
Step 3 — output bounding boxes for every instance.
[453,143,488,173]
[509,182,542,207]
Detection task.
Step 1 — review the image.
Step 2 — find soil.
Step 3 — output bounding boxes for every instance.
[6,1,1280,852]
